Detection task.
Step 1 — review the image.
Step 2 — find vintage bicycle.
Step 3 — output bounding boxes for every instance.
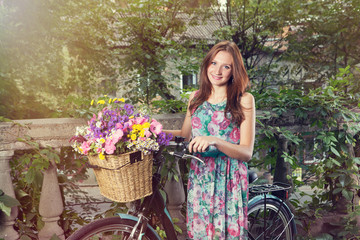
[67,136,296,240]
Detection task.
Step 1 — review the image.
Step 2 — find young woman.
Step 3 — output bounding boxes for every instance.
[165,40,255,239]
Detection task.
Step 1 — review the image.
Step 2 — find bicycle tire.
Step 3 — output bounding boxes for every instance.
[248,198,295,240]
[67,217,159,240]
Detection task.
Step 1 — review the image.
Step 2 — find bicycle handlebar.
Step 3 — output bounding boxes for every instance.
[167,136,205,164]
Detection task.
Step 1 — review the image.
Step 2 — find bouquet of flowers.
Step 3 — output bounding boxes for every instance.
[70,96,172,159]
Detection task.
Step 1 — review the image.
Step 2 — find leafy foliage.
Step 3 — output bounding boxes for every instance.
[252,67,360,237]
[211,0,297,91]
[285,0,360,88]
[112,0,210,104]
[10,134,94,239]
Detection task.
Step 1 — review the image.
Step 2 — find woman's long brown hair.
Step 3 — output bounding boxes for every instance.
[189,41,250,125]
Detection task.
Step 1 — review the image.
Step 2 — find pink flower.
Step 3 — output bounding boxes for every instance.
[192,116,202,129]
[115,123,123,129]
[150,119,163,135]
[218,198,225,209]
[207,121,220,135]
[227,180,237,192]
[228,223,240,237]
[206,223,215,238]
[111,129,124,143]
[211,111,224,124]
[104,138,116,154]
[219,118,231,130]
[135,117,147,125]
[207,158,215,172]
[144,129,152,138]
[126,119,134,128]
[229,127,240,142]
[97,111,103,120]
[193,218,205,233]
[187,231,194,239]
[81,141,91,155]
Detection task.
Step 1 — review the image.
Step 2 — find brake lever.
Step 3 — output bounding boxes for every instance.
[182,154,205,164]
[169,151,205,164]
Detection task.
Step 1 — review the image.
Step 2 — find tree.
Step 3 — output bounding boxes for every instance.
[110,0,210,105]
[285,0,360,91]
[210,0,298,92]
[0,0,212,118]
[0,0,118,119]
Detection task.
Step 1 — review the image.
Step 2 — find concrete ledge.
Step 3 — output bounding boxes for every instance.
[0,115,186,152]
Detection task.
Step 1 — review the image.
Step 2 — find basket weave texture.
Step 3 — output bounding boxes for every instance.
[88,151,153,202]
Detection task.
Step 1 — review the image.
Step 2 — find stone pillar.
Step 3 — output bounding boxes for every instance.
[0,150,19,240]
[38,158,65,240]
[164,158,186,239]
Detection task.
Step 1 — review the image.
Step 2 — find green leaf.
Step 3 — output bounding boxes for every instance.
[342,189,353,201]
[332,188,342,194]
[0,202,12,216]
[330,147,340,157]
[331,158,341,167]
[339,175,345,187]
[174,224,183,234]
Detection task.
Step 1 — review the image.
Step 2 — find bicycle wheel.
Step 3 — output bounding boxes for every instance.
[248,198,295,240]
[67,217,159,240]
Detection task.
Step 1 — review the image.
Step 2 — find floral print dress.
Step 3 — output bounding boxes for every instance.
[187,100,248,240]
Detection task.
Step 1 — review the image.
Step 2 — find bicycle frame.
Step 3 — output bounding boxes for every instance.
[116,185,177,239]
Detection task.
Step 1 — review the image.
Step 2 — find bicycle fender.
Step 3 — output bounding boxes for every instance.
[116,213,161,239]
[248,194,287,209]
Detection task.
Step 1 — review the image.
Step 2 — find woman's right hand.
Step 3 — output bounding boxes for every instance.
[188,136,216,153]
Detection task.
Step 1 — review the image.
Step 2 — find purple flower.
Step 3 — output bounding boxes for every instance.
[156,132,172,146]
[124,104,134,115]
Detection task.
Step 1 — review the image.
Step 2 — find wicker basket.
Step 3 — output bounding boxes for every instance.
[87,151,153,202]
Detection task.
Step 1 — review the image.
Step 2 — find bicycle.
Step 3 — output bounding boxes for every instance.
[67,136,297,240]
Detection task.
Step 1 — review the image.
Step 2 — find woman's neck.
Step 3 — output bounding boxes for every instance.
[208,87,227,104]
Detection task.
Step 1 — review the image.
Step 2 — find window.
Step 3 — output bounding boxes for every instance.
[181,74,198,91]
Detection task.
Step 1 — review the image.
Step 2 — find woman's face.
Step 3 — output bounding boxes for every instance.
[207,50,233,87]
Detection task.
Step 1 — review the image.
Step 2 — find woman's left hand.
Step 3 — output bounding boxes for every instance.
[188,136,217,153]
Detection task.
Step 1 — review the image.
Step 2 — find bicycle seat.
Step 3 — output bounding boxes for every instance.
[248,170,258,184]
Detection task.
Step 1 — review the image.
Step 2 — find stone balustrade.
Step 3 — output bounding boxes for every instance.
[0,114,185,240]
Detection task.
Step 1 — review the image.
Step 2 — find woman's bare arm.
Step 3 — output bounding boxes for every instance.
[162,91,196,141]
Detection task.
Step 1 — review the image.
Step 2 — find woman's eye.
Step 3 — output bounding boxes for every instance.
[211,62,216,65]
[224,65,231,70]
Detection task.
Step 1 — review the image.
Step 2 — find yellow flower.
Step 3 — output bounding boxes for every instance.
[108,98,112,104]
[133,124,141,131]
[90,100,94,106]
[119,98,125,102]
[99,153,105,160]
[113,98,118,102]
[131,134,137,141]
[97,100,105,105]
[78,147,83,153]
[99,138,105,144]
[129,116,134,119]
[140,129,145,137]
[142,122,150,129]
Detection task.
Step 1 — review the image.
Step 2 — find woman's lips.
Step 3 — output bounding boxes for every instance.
[211,74,222,80]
